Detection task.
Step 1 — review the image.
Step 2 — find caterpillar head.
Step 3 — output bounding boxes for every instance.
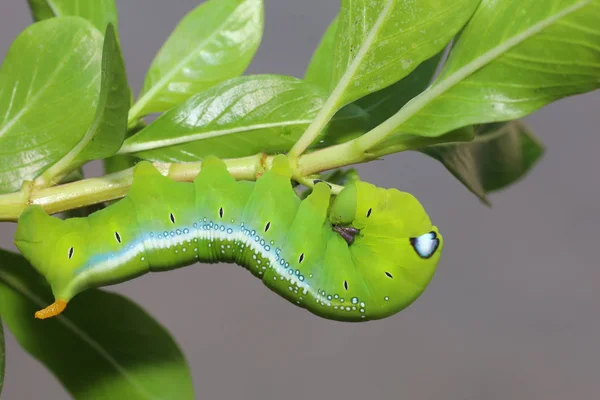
[329,181,443,318]
[15,206,87,306]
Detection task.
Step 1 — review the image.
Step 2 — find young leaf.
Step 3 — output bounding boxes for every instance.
[38,23,130,186]
[304,15,338,90]
[320,51,446,146]
[0,317,4,397]
[0,250,194,400]
[420,121,544,204]
[354,52,443,131]
[27,0,118,33]
[290,0,480,156]
[129,0,264,122]
[361,0,600,148]
[120,75,366,161]
[0,17,103,194]
[331,0,479,108]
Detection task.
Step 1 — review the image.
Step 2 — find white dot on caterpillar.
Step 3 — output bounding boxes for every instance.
[384,296,389,301]
[141,257,145,261]
[194,248,198,252]
[182,248,187,252]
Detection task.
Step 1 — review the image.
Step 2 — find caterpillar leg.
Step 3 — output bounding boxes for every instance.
[35,300,68,319]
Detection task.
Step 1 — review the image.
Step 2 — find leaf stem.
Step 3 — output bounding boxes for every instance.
[287,95,338,160]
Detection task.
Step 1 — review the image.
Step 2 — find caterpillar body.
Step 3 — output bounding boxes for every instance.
[14,155,443,321]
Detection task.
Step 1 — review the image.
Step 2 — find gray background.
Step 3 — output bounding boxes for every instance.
[1,1,599,399]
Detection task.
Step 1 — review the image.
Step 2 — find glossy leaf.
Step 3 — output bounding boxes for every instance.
[130,0,264,121]
[0,17,103,194]
[305,15,338,90]
[27,0,118,33]
[380,0,600,138]
[421,121,544,204]
[371,126,474,156]
[354,52,443,131]
[328,0,480,109]
[0,317,4,397]
[0,250,194,399]
[121,75,367,162]
[291,0,480,156]
[305,14,447,144]
[40,24,129,185]
[319,52,447,147]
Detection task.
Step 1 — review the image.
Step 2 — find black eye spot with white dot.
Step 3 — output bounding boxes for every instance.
[298,253,304,263]
[115,232,122,243]
[68,247,74,259]
[410,231,440,259]
[343,280,349,291]
[169,213,175,224]
[366,208,372,218]
[264,222,271,232]
[385,271,393,279]
[219,207,224,218]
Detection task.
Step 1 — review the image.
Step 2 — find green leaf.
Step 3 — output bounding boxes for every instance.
[129,0,264,122]
[420,121,544,204]
[329,0,480,109]
[0,250,194,399]
[0,17,103,194]
[354,52,443,131]
[290,0,480,156]
[376,0,600,139]
[0,317,4,397]
[27,0,118,33]
[39,23,130,186]
[319,51,447,148]
[120,75,366,161]
[305,15,338,90]
[103,155,139,174]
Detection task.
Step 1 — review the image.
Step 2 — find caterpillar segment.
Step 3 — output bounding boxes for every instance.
[14,155,443,321]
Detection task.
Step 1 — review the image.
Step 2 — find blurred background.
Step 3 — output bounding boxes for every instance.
[0,1,599,399]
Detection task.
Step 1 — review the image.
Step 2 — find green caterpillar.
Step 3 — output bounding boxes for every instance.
[14,155,443,321]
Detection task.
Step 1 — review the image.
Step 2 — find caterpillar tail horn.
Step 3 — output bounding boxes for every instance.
[35,300,68,319]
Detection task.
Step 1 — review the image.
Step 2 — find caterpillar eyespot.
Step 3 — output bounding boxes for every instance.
[14,155,443,321]
[410,232,440,259]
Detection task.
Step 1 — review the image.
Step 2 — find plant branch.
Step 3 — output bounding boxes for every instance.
[0,132,415,222]
[0,154,266,222]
